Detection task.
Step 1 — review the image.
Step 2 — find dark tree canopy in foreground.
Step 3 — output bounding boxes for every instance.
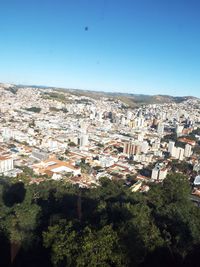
[0,173,200,267]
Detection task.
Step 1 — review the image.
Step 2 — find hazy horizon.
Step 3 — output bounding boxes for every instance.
[1,80,199,98]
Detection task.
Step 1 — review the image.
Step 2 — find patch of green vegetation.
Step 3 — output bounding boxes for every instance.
[42,92,67,102]
[49,107,60,112]
[5,87,18,94]
[25,107,41,113]
[0,174,200,266]
[68,141,76,147]
[49,107,68,113]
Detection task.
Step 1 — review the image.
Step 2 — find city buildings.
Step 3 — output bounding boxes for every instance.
[0,83,200,188]
[151,163,168,182]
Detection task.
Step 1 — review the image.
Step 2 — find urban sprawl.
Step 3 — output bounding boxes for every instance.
[1,83,200,197]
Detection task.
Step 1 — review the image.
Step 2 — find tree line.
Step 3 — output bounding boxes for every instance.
[1,173,200,266]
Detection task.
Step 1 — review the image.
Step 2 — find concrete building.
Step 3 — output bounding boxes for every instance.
[176,124,184,136]
[151,166,159,181]
[157,122,164,135]
[79,133,89,149]
[141,141,149,154]
[31,149,49,161]
[168,141,175,154]
[123,141,141,157]
[176,147,184,161]
[123,141,134,156]
[184,144,192,158]
[151,164,168,181]
[0,156,14,175]
[33,157,81,177]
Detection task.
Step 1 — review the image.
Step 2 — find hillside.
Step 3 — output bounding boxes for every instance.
[0,82,198,107]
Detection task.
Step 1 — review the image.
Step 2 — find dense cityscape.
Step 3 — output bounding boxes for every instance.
[1,83,200,266]
[1,83,200,191]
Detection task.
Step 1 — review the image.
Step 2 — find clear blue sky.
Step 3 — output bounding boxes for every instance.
[0,0,200,97]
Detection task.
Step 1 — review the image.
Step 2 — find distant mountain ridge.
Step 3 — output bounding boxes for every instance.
[0,82,198,107]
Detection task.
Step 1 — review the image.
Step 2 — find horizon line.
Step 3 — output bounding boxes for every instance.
[0,81,199,99]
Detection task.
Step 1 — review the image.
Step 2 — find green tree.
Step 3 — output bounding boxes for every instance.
[147,174,200,257]
[162,173,190,204]
[43,221,126,267]
[77,225,126,267]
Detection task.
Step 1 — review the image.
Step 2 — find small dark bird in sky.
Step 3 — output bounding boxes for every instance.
[84,26,88,31]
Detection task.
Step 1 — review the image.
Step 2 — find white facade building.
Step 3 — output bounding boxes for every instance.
[176,147,184,161]
[151,164,168,181]
[79,133,89,149]
[168,141,175,154]
[157,122,164,135]
[176,124,184,136]
[0,156,14,175]
[184,144,192,158]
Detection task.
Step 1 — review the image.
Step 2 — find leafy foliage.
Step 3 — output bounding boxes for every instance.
[1,173,200,266]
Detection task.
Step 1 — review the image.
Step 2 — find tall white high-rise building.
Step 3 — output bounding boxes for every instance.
[0,156,14,175]
[184,144,192,158]
[127,111,133,120]
[168,141,175,154]
[134,117,145,128]
[176,147,184,161]
[2,128,15,141]
[157,122,164,135]
[176,124,184,136]
[151,167,159,181]
[97,111,103,122]
[138,133,144,142]
[121,117,126,125]
[80,120,88,133]
[48,139,58,151]
[141,141,149,154]
[151,164,168,181]
[79,133,89,149]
